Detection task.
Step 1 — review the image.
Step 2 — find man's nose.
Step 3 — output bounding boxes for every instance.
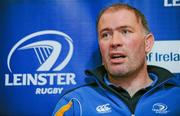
[110,32,123,48]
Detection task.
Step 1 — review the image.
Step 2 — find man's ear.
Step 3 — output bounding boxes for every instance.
[144,33,154,53]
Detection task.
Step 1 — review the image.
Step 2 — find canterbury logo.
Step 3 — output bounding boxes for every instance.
[7,30,73,72]
[96,103,111,113]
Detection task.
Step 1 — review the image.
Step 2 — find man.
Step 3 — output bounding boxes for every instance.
[53,4,180,116]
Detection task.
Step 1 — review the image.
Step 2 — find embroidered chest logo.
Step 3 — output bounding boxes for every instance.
[96,103,112,113]
[152,103,169,114]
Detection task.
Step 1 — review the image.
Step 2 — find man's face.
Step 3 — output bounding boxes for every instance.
[98,9,151,78]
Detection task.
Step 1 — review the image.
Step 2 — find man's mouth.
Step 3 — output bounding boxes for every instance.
[111,54,126,59]
[110,53,126,63]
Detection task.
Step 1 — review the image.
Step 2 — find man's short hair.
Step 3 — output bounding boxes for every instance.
[97,3,150,34]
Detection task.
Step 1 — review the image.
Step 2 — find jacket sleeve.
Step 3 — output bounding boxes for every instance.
[52,96,82,116]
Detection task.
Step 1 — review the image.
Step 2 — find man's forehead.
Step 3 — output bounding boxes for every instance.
[98,9,140,29]
[100,9,139,23]
[97,5,149,34]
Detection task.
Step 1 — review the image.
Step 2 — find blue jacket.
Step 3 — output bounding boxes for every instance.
[53,65,180,116]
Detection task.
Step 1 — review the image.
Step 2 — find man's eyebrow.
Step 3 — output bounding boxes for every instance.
[99,28,112,34]
[99,26,134,34]
[115,25,134,30]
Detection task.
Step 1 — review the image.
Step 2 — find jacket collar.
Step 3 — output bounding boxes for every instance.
[85,65,178,86]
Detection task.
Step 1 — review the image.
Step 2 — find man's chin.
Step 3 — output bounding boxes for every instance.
[108,69,127,77]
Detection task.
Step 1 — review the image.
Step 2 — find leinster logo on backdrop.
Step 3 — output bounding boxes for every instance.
[7,30,73,72]
[5,30,77,95]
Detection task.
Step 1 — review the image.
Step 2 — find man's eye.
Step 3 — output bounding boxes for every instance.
[102,33,108,38]
[101,32,111,39]
[122,30,130,35]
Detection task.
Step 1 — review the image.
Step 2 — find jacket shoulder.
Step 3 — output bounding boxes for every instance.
[52,83,98,116]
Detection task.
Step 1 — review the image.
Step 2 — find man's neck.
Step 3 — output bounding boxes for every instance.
[108,68,152,97]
